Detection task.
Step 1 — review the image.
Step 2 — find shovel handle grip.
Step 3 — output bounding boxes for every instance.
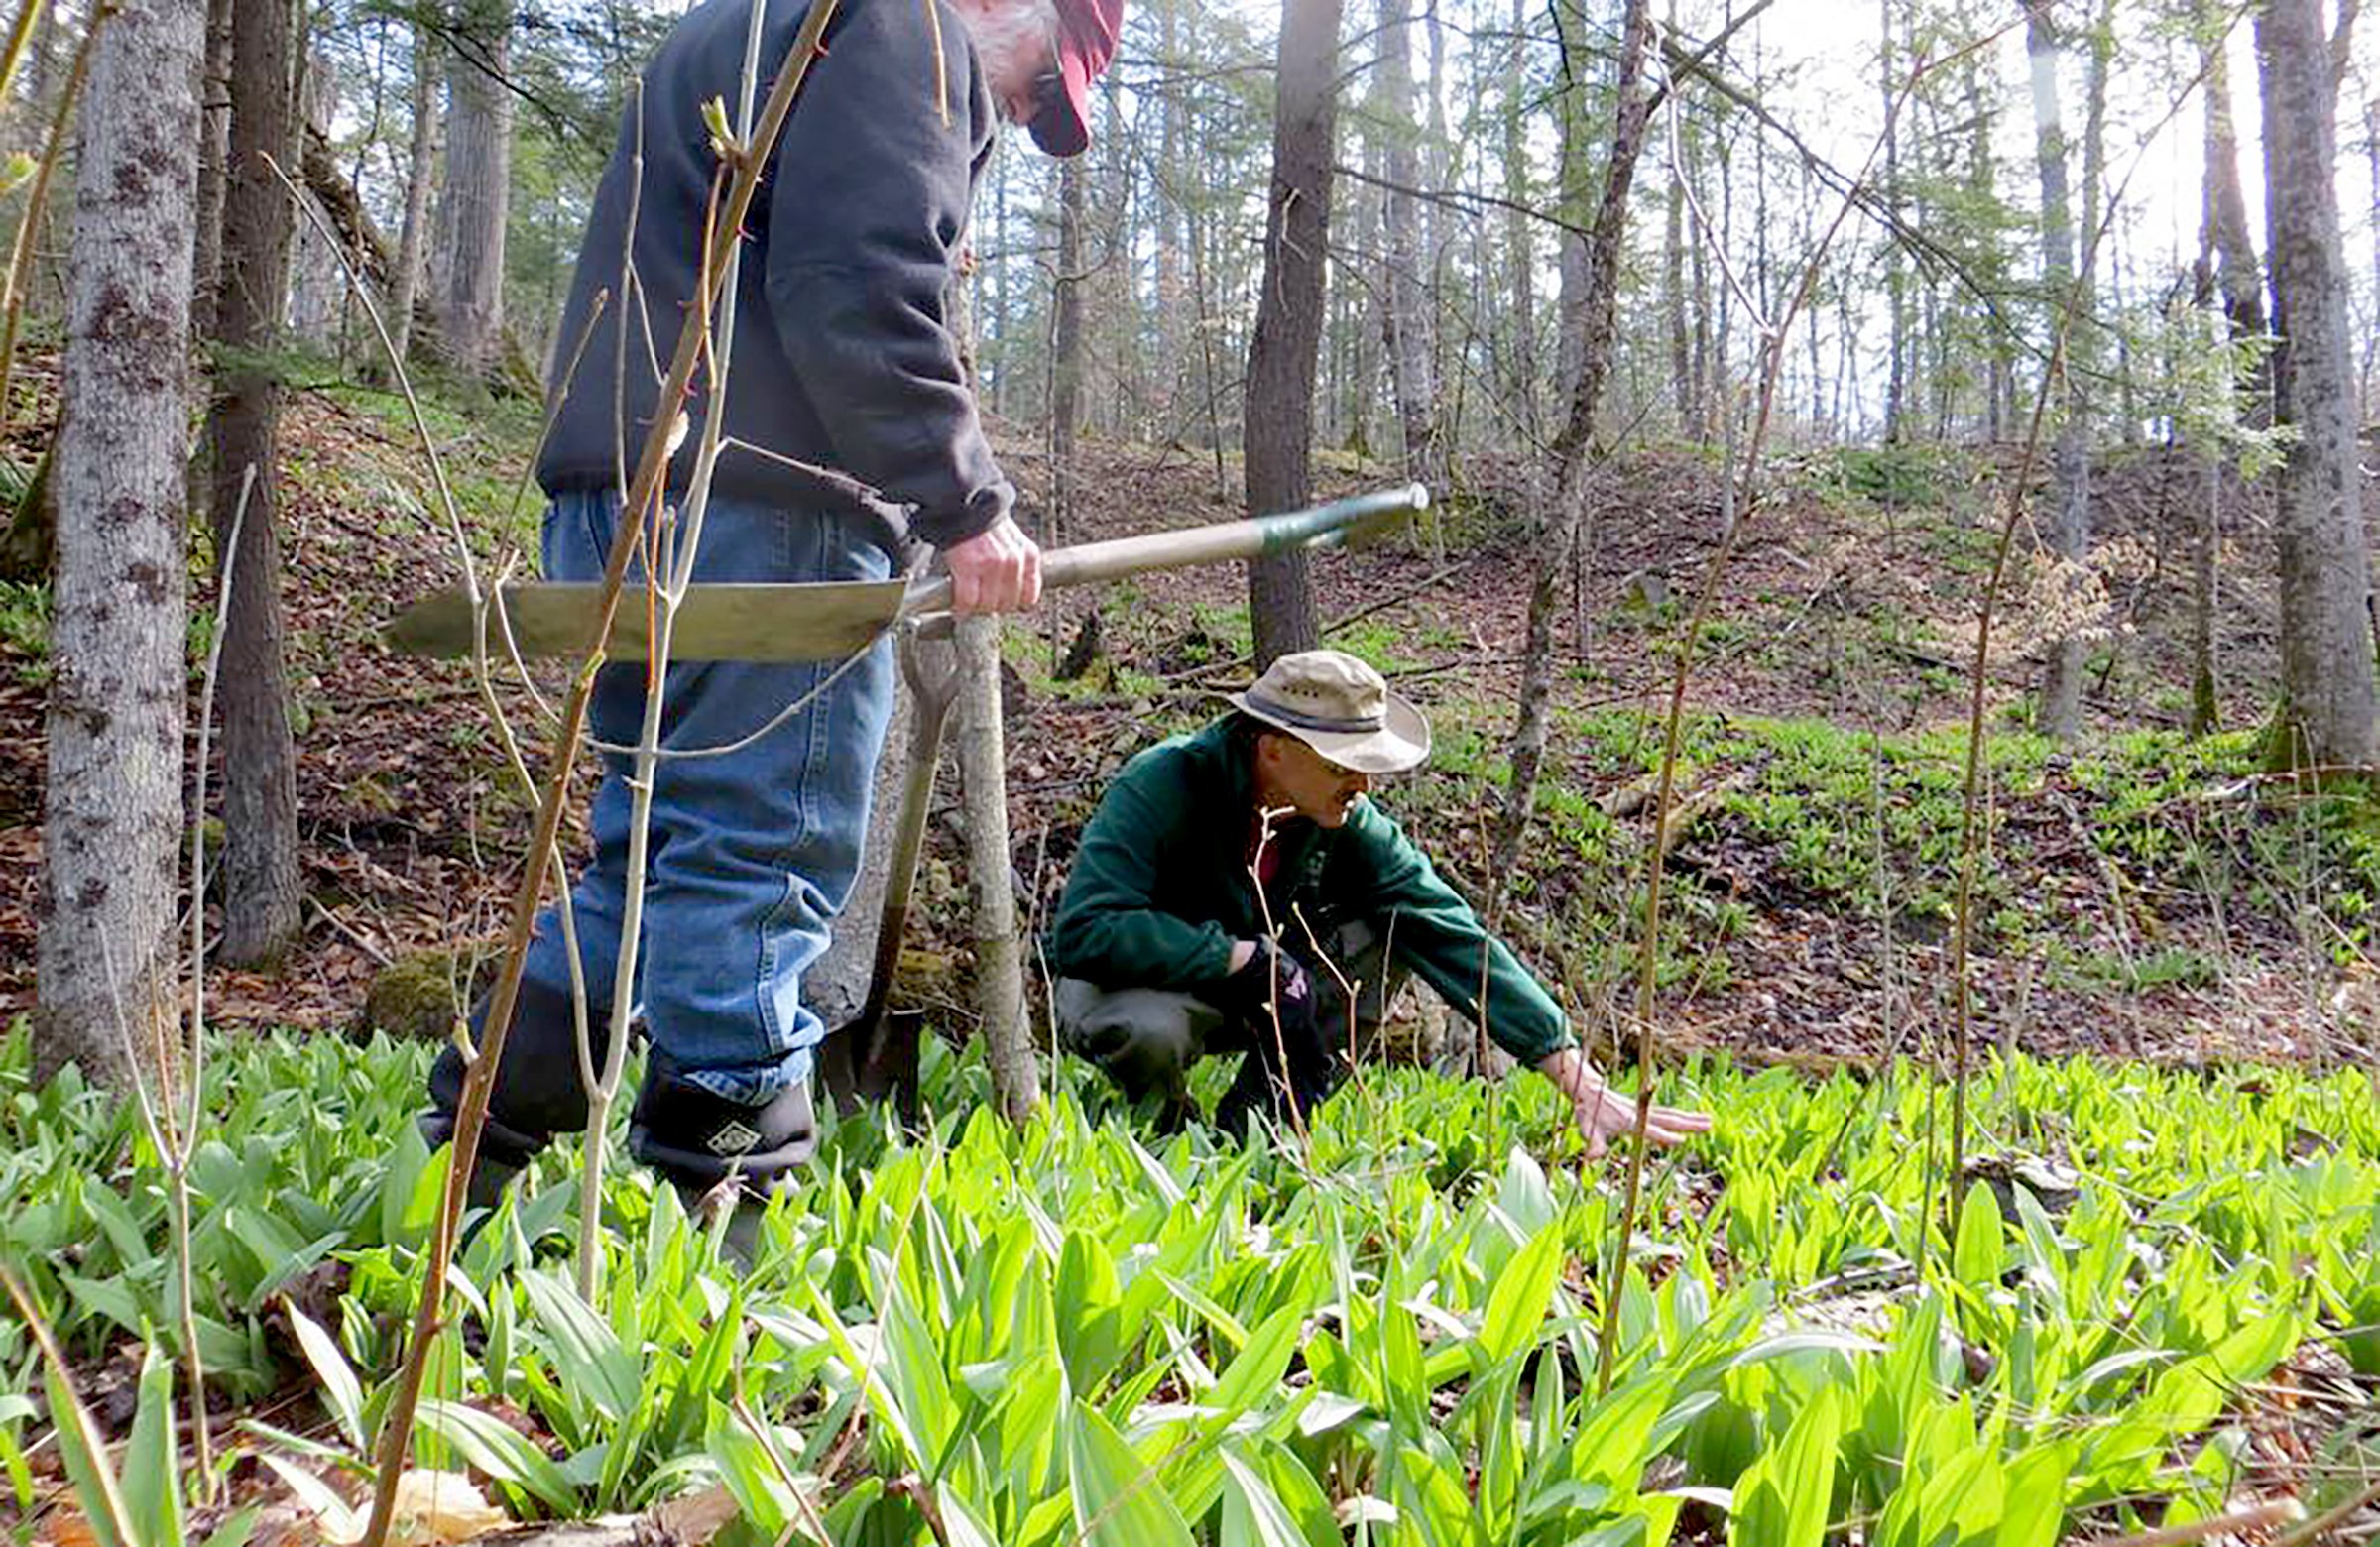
[900,483,1428,618]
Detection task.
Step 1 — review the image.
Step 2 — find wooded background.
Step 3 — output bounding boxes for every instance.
[6,0,2378,1082]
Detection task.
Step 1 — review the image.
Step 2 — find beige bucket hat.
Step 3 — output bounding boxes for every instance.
[1226,650,1431,774]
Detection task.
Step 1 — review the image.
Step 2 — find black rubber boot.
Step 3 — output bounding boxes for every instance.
[631,1053,815,1266]
[420,976,623,1216]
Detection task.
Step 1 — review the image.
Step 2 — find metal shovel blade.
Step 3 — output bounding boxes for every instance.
[384,577,915,662]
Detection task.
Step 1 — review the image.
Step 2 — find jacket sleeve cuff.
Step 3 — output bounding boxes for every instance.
[913,481,1015,551]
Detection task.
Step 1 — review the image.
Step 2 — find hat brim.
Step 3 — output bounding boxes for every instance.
[1028,47,1093,155]
[1226,688,1432,775]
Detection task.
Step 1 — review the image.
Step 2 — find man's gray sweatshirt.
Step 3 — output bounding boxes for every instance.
[536,0,1015,550]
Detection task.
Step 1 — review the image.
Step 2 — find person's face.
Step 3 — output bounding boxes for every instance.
[963,0,1062,126]
[1256,733,1372,830]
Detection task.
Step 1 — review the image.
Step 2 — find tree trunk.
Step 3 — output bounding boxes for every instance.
[1499,0,1535,433]
[435,0,512,381]
[202,0,302,968]
[2025,0,2088,743]
[2365,96,2379,406]
[190,0,233,339]
[1663,152,1692,434]
[955,615,1037,1120]
[2255,0,2378,770]
[388,17,439,369]
[1880,0,1907,445]
[37,0,201,1087]
[2198,0,2270,416]
[1045,156,1085,654]
[1375,0,1434,481]
[1492,0,1655,877]
[2189,451,2221,735]
[285,50,344,350]
[1153,0,1181,421]
[1243,0,1341,667]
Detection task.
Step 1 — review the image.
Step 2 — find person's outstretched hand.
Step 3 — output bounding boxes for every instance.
[944,515,1043,614]
[1537,1047,1712,1160]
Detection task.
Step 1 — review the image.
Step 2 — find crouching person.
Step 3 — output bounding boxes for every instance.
[1045,649,1712,1152]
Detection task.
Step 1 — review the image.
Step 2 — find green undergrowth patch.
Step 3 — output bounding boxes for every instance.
[1406,706,2380,968]
[3,1023,2375,1545]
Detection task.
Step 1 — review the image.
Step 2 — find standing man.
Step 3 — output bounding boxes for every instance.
[422,0,1124,1210]
[1048,650,1711,1151]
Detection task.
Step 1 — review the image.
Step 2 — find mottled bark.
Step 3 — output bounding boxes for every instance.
[38,0,201,1086]
[1499,0,1535,430]
[382,27,436,369]
[1375,0,1434,479]
[1880,0,1907,444]
[955,615,1037,1120]
[190,0,232,338]
[203,0,301,968]
[1491,0,1654,879]
[435,0,512,380]
[1243,0,1341,666]
[1052,159,1085,522]
[2026,0,2088,742]
[2255,0,2378,769]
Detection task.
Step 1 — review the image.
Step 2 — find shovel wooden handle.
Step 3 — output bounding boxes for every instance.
[898,483,1429,619]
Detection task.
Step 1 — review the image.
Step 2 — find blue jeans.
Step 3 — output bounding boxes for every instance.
[518,488,896,1106]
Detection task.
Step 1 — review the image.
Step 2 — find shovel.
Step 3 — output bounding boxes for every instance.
[813,623,958,1120]
[385,484,1430,662]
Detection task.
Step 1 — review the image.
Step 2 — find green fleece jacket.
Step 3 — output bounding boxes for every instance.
[1047,718,1573,1065]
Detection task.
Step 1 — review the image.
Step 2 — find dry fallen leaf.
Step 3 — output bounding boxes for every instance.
[385,1470,512,1547]
[305,1471,510,1547]
[649,1485,740,1547]
[36,1503,103,1547]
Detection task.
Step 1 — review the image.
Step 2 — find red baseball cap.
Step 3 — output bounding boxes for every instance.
[1028,0,1124,157]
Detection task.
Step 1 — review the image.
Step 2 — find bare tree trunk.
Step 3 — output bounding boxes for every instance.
[1243,0,1340,666]
[1051,155,1086,506]
[2255,0,2377,770]
[1663,150,1692,434]
[1376,0,1434,480]
[202,0,301,968]
[2190,451,2222,734]
[955,615,1037,1119]
[435,0,511,381]
[190,0,232,339]
[2026,0,2088,743]
[286,49,344,350]
[388,17,438,368]
[2200,6,2270,376]
[37,0,200,1086]
[1153,0,1181,421]
[1880,0,1907,444]
[1493,0,1654,877]
[1691,134,1714,437]
[1500,0,1535,432]
[2364,96,2378,408]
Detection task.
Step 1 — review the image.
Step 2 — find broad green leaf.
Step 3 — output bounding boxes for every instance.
[1733,1385,1843,1547]
[1479,1223,1564,1368]
[1219,1449,1307,1547]
[933,1484,1000,1547]
[46,1365,134,1547]
[1954,1183,2004,1288]
[255,1456,358,1543]
[282,1301,366,1451]
[120,1344,184,1547]
[416,1399,577,1516]
[520,1271,641,1424]
[1994,1443,2072,1547]
[1066,1403,1194,1547]
[1207,1304,1304,1423]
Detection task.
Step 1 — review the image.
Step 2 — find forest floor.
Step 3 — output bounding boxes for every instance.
[2,359,2374,1075]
